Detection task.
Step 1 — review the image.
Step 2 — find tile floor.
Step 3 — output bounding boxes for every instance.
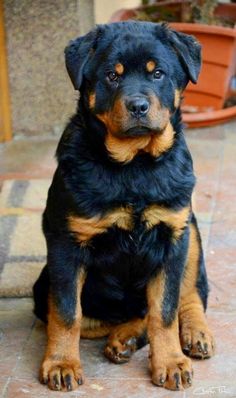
[0,121,236,397]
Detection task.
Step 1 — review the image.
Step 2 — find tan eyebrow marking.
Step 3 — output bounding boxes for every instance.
[146,61,156,72]
[115,63,124,75]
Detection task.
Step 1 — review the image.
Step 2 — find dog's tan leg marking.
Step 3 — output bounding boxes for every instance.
[40,269,86,391]
[179,223,215,359]
[104,317,147,364]
[80,317,112,338]
[147,272,193,390]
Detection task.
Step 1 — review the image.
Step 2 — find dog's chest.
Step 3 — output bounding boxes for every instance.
[67,153,192,247]
[68,203,190,247]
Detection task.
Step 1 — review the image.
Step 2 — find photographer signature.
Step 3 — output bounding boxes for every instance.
[193,385,231,395]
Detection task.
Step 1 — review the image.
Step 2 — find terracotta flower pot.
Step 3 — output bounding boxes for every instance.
[171,24,236,110]
[110,1,236,27]
[110,1,189,24]
[110,5,236,128]
[170,23,236,126]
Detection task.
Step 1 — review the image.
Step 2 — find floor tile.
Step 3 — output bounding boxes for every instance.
[1,120,236,397]
[5,299,235,398]
[0,138,57,179]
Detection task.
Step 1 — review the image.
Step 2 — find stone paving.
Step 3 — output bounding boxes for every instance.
[0,121,236,397]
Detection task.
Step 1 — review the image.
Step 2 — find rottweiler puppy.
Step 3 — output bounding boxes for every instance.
[33,21,215,392]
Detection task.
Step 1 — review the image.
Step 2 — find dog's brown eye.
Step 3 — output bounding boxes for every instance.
[154,69,163,79]
[107,71,118,82]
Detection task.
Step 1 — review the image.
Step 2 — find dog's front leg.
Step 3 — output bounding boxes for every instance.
[40,237,86,392]
[147,249,193,390]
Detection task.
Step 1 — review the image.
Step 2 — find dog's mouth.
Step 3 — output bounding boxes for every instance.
[123,126,151,137]
[122,126,162,138]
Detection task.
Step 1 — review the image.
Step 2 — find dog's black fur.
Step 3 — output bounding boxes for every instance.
[33,21,211,391]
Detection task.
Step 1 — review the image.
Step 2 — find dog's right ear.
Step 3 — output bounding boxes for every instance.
[166,27,201,85]
[65,27,100,90]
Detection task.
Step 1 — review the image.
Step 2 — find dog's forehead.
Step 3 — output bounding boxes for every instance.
[99,24,171,67]
[104,21,160,37]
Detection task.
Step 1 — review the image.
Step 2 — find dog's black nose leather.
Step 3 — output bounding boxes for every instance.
[126,97,149,118]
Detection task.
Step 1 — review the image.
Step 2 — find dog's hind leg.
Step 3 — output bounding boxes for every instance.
[33,264,50,323]
[104,317,148,364]
[80,317,112,338]
[179,215,215,359]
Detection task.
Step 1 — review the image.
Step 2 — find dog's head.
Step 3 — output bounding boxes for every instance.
[65,22,201,161]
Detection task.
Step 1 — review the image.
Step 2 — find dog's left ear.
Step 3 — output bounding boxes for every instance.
[65,27,101,90]
[167,28,201,84]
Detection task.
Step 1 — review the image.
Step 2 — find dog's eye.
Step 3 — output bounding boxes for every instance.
[153,69,164,80]
[107,71,119,82]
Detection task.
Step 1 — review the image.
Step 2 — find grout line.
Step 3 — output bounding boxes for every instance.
[5,317,37,396]
[0,181,30,274]
[0,216,16,274]
[6,255,46,263]
[7,181,29,208]
[0,207,43,215]
[0,173,54,181]
[205,137,226,253]
[2,377,11,398]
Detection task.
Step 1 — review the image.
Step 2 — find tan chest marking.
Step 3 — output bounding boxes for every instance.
[105,132,150,163]
[143,121,174,158]
[105,121,175,163]
[68,207,133,244]
[68,204,189,245]
[142,205,190,241]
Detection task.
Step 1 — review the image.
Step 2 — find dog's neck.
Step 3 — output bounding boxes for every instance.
[76,98,183,164]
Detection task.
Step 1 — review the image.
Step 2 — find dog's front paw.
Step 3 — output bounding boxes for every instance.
[150,353,193,390]
[40,357,84,391]
[181,324,215,359]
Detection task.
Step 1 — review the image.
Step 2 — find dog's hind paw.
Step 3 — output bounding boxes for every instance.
[104,336,137,364]
[181,325,215,359]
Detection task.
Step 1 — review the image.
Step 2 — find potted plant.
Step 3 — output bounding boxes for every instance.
[110,1,236,127]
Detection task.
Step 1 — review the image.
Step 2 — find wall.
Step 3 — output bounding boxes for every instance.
[4,0,94,137]
[94,0,140,24]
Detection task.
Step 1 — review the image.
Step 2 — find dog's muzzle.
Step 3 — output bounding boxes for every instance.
[125,96,150,119]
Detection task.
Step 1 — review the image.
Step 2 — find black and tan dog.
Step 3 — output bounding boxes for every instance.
[33,21,215,392]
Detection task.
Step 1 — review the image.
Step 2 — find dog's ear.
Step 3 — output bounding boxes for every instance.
[166,28,201,84]
[65,27,100,90]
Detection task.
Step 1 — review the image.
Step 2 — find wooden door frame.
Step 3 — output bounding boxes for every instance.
[0,0,12,142]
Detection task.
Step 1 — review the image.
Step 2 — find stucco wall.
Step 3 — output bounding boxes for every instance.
[4,0,94,137]
[94,0,140,24]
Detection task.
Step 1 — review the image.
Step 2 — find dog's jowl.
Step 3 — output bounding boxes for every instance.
[33,21,215,392]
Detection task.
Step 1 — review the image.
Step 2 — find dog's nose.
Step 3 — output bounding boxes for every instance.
[126,97,149,118]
